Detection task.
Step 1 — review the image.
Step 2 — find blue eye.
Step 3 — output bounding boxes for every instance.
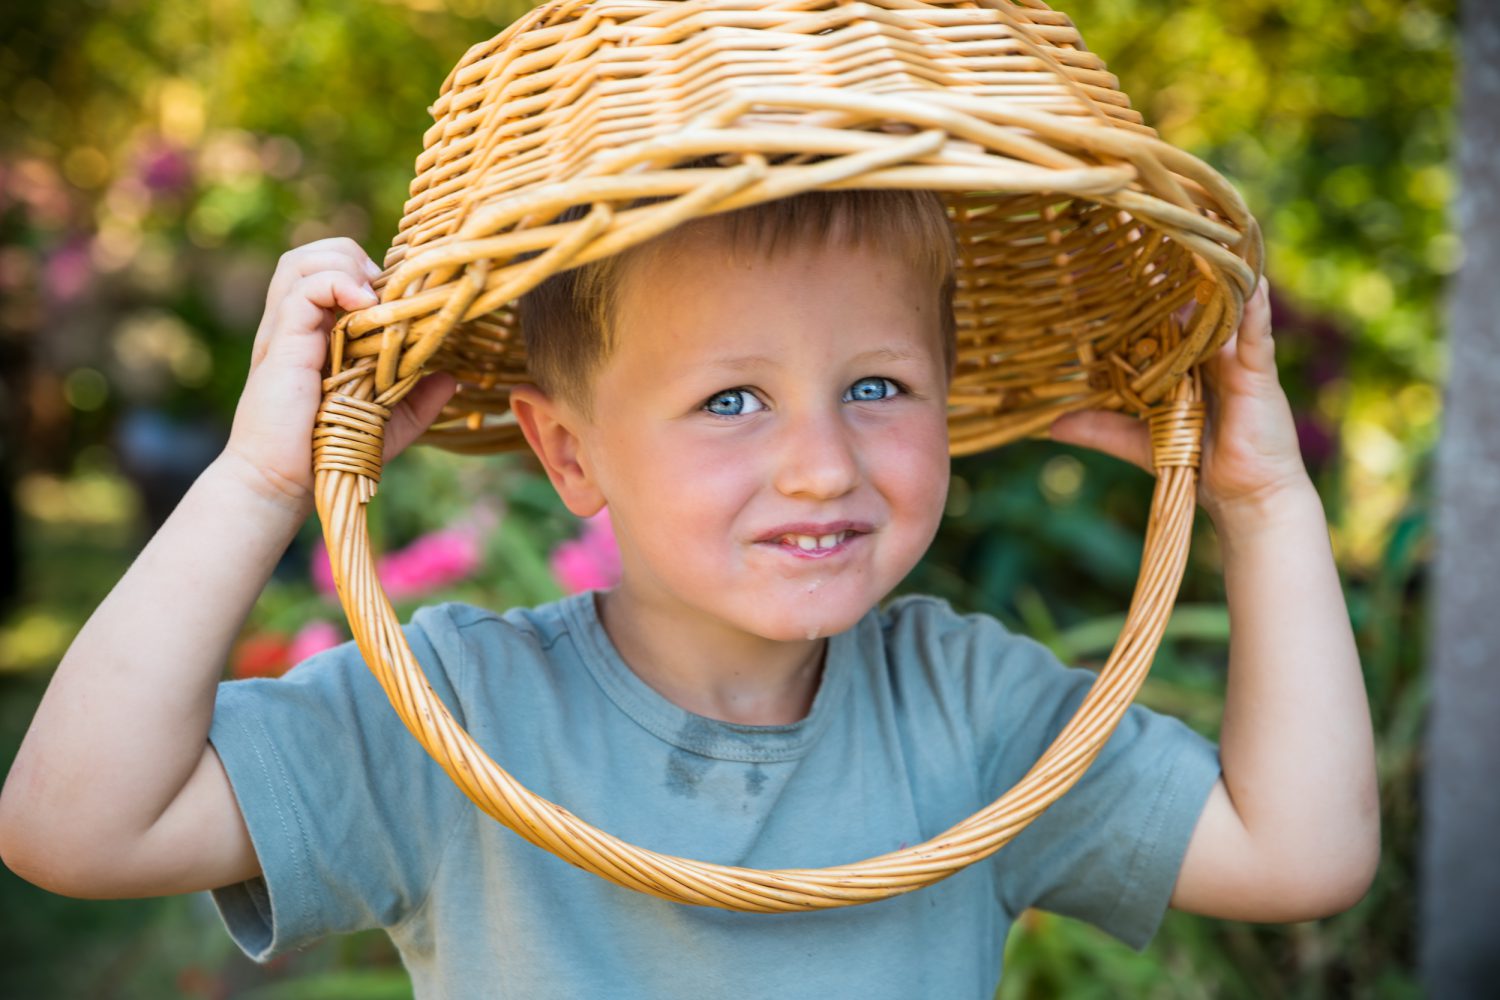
[703,388,765,417]
[844,376,902,403]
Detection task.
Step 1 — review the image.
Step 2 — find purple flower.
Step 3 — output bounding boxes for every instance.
[137,140,193,196]
[1293,412,1338,469]
[1307,353,1348,389]
[550,507,622,594]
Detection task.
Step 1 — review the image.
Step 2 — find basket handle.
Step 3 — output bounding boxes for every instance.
[310,356,1213,913]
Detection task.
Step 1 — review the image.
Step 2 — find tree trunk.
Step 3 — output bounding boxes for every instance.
[1422,0,1500,993]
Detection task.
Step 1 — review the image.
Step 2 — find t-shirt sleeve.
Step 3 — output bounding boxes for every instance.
[206,603,472,961]
[915,594,1222,951]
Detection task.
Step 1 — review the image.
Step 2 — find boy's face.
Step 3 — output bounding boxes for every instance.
[519,227,951,644]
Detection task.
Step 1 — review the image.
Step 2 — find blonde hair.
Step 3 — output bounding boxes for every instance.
[517,183,958,422]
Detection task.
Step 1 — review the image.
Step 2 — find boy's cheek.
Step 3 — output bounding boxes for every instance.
[871,414,950,468]
[642,436,757,511]
[870,433,950,509]
[650,431,746,475]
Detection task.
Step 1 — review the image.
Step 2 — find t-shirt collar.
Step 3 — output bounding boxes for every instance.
[562,589,859,762]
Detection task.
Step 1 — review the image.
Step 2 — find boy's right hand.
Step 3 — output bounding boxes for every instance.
[220,237,458,519]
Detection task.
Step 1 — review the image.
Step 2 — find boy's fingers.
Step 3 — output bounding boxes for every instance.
[253,266,354,368]
[1197,276,1273,388]
[1201,333,1234,385]
[1235,276,1276,375]
[1242,276,1272,338]
[254,271,377,368]
[1048,408,1154,474]
[261,239,382,330]
[264,249,376,311]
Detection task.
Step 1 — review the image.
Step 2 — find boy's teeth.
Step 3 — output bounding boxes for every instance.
[782,532,847,550]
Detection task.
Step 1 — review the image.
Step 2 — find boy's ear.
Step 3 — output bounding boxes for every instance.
[508,383,606,518]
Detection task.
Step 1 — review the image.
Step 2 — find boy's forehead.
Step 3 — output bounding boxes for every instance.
[592,219,948,398]
[614,225,933,338]
[615,277,923,382]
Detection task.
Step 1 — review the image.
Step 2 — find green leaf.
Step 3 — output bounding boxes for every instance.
[237,969,414,1000]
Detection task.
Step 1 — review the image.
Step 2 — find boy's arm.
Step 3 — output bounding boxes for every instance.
[1168,478,1380,920]
[0,238,452,899]
[1051,277,1379,923]
[0,454,302,897]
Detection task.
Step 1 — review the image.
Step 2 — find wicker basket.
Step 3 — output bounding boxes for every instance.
[312,0,1261,912]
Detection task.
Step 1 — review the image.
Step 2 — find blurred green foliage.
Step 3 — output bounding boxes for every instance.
[0,0,1447,996]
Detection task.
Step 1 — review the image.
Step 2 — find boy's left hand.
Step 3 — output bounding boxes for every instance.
[1047,275,1312,525]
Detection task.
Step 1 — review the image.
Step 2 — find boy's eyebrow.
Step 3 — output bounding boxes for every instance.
[702,347,926,372]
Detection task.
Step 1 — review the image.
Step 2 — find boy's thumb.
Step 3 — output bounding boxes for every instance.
[410,370,460,424]
[1048,409,1155,474]
[1047,410,1093,444]
[383,371,459,461]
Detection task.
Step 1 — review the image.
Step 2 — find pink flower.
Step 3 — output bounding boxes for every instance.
[550,507,622,594]
[288,619,342,663]
[380,528,483,599]
[311,525,483,601]
[44,235,93,303]
[311,537,337,597]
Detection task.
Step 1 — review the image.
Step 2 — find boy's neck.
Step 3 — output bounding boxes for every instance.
[594,587,828,726]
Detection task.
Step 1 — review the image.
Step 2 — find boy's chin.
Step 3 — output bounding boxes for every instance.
[737,595,877,643]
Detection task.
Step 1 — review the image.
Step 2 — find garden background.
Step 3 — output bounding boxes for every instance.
[0,0,1453,996]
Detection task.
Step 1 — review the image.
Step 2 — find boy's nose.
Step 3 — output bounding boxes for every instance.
[771,405,860,500]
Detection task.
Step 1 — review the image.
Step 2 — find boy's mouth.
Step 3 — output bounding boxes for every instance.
[756,524,876,563]
[760,530,863,559]
[780,530,852,554]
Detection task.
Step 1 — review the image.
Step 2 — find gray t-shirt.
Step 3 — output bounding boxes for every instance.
[208,590,1221,999]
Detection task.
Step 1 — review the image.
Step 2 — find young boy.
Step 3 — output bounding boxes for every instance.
[0,187,1378,999]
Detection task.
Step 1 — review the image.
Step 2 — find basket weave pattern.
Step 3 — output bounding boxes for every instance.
[310,0,1260,911]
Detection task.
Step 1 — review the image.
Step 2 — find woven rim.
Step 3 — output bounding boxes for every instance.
[309,0,1262,910]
